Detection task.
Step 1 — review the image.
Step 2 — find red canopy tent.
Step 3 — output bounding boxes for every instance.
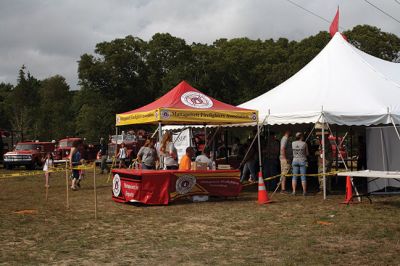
[116,81,258,126]
[112,81,260,205]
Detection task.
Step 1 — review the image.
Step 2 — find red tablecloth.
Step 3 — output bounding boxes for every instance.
[111,169,242,205]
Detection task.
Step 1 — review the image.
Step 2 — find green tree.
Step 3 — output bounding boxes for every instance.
[6,66,41,139]
[76,35,149,141]
[0,83,13,130]
[73,25,399,142]
[37,75,73,140]
[345,25,400,62]
[147,33,193,95]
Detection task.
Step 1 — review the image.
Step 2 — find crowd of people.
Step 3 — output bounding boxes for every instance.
[56,128,364,193]
[265,130,368,196]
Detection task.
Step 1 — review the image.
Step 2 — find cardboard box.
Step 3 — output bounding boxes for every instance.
[217,164,231,170]
[191,161,208,170]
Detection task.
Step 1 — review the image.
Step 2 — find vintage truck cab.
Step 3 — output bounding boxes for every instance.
[54,137,99,161]
[3,141,55,170]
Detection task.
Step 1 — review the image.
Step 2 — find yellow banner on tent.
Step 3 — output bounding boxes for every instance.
[116,108,258,126]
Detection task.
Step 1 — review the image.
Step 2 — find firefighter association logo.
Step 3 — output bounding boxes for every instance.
[175,174,196,195]
[113,174,121,197]
[161,109,170,120]
[181,91,213,109]
[251,112,257,121]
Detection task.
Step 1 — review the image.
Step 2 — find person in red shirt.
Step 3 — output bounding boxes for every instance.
[179,147,194,170]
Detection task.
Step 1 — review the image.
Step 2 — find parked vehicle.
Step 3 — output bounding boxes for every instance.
[3,141,55,170]
[107,133,146,162]
[108,134,135,161]
[0,129,20,163]
[54,137,99,161]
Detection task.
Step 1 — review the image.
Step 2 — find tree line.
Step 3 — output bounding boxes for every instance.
[0,25,399,143]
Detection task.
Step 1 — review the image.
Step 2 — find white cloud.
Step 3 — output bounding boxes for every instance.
[0,0,399,89]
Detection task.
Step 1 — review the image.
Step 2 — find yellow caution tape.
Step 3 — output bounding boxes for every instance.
[0,164,96,179]
[242,170,346,187]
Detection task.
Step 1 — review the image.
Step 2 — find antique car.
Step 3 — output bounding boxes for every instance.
[3,141,55,170]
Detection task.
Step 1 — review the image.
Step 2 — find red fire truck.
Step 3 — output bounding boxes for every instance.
[107,134,140,162]
[54,137,99,161]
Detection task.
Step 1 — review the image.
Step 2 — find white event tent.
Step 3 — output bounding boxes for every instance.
[239,32,400,199]
[239,32,400,126]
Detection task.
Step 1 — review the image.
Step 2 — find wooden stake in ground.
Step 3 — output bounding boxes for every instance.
[94,163,97,220]
[45,185,48,202]
[107,156,116,182]
[65,160,69,209]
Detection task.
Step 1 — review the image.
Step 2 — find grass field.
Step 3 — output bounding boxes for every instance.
[1,168,399,265]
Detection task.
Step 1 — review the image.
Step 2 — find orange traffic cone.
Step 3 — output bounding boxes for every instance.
[258,172,272,204]
[341,175,353,204]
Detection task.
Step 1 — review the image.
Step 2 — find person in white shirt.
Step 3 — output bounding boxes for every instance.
[160,131,178,170]
[195,148,212,169]
[42,153,54,188]
[116,142,128,168]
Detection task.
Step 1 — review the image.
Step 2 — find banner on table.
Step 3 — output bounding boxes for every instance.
[111,170,242,205]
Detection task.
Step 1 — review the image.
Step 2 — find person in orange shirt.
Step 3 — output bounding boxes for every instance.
[179,147,194,170]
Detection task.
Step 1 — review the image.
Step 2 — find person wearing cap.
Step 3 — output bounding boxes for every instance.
[292,132,309,196]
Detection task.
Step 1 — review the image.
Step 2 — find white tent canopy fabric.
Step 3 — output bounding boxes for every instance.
[239,33,400,126]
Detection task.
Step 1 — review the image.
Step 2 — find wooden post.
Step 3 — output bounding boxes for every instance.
[45,186,49,202]
[94,164,97,220]
[65,160,69,209]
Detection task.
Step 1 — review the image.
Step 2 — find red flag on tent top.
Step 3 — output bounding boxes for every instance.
[329,8,339,37]
[329,8,347,41]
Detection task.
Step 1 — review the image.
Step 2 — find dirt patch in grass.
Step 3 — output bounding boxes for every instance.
[1,169,400,265]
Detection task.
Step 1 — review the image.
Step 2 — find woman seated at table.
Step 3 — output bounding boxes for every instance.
[195,147,212,169]
[137,138,158,170]
[160,131,178,170]
[179,147,194,170]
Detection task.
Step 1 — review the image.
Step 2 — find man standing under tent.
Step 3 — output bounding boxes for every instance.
[240,138,258,183]
[99,137,109,174]
[280,130,291,193]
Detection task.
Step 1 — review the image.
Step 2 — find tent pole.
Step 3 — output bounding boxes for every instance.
[158,122,163,169]
[257,118,262,176]
[327,124,348,170]
[350,126,353,171]
[322,119,326,200]
[204,124,207,148]
[238,111,268,170]
[389,115,400,142]
[380,128,387,172]
[327,123,361,201]
[380,128,388,192]
[335,125,339,171]
[224,129,228,164]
